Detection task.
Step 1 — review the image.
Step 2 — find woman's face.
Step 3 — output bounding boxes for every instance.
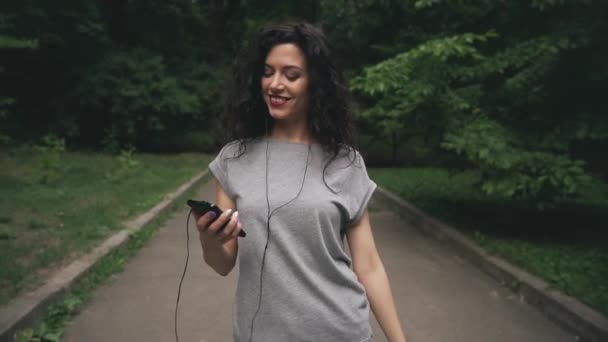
[261,43,310,123]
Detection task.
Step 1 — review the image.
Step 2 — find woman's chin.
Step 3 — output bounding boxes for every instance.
[266,104,306,122]
[268,109,291,120]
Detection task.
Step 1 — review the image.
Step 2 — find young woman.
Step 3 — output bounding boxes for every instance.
[195,21,407,342]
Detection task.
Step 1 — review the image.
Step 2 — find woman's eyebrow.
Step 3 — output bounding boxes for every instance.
[264,64,304,72]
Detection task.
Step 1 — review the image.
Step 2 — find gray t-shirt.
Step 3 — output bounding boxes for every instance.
[208,137,376,342]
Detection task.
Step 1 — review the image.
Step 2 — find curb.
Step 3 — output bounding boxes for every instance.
[373,186,608,342]
[0,170,209,342]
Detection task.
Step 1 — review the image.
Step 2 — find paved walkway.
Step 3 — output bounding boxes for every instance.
[62,180,578,342]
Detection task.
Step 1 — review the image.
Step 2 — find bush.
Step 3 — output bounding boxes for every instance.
[32,134,66,184]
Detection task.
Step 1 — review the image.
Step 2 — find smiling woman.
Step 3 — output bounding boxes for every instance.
[195,21,408,342]
[261,43,310,125]
[225,21,355,151]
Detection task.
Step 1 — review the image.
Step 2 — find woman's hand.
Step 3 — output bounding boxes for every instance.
[195,208,242,244]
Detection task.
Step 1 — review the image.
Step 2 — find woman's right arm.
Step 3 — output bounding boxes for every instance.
[195,178,242,276]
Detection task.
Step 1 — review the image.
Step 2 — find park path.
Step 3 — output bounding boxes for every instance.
[61,179,577,342]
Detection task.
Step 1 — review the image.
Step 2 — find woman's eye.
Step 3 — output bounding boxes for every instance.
[262,69,300,80]
[262,68,274,77]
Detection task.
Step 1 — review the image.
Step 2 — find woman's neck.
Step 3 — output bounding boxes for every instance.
[267,120,317,144]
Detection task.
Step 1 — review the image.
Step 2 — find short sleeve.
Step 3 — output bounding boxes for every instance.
[208,142,238,199]
[328,149,377,226]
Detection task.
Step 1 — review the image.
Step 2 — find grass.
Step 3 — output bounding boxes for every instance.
[13,177,207,342]
[0,147,210,305]
[368,167,608,316]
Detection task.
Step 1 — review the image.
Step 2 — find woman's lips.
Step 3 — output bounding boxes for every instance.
[269,95,290,107]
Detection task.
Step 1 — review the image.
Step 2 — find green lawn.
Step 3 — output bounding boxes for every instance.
[369,167,608,316]
[0,147,210,305]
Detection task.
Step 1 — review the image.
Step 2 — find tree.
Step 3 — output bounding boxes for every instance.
[0,11,38,144]
[350,0,608,206]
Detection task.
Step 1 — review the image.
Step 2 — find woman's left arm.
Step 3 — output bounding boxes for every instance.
[346,209,407,342]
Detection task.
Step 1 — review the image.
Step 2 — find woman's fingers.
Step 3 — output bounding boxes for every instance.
[196,208,241,243]
[229,222,243,240]
[219,212,241,242]
[195,211,218,233]
[207,209,235,235]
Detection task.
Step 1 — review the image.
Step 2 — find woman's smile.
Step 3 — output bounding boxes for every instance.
[269,95,291,106]
[261,43,309,120]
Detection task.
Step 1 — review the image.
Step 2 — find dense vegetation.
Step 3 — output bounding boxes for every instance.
[1,0,606,205]
[369,167,608,315]
[1,3,607,337]
[0,146,209,305]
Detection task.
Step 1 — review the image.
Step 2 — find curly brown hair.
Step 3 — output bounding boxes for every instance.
[222,20,359,192]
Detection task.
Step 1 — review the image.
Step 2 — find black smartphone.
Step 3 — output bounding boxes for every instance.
[186,199,246,237]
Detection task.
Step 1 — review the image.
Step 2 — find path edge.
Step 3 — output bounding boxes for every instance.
[0,170,209,342]
[373,185,608,342]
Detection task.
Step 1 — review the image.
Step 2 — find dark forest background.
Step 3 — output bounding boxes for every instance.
[1,0,607,206]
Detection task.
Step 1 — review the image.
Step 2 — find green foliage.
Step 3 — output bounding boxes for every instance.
[530,0,593,11]
[0,35,37,49]
[0,148,210,305]
[0,228,16,241]
[370,166,608,315]
[1,1,606,206]
[351,1,607,206]
[414,0,441,9]
[11,171,206,342]
[0,13,38,144]
[0,1,231,149]
[441,115,592,206]
[351,32,495,165]
[471,230,608,314]
[14,325,55,342]
[104,147,141,182]
[14,303,73,341]
[320,0,422,70]
[31,134,66,184]
[0,14,38,49]
[0,97,15,117]
[369,167,487,213]
[71,48,200,148]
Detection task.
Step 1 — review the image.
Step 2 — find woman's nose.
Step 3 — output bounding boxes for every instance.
[269,75,284,92]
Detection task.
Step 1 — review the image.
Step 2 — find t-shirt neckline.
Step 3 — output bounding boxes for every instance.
[262,136,321,146]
